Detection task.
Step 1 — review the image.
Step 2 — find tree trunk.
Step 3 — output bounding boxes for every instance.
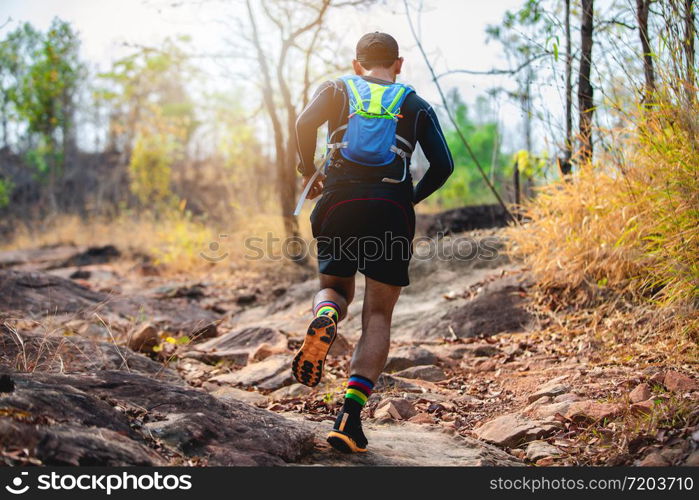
[522,66,534,198]
[246,0,301,249]
[275,41,304,258]
[0,95,8,149]
[513,158,521,206]
[578,0,595,165]
[559,0,573,176]
[637,0,655,103]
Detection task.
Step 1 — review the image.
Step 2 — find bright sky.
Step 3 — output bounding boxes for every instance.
[0,0,548,151]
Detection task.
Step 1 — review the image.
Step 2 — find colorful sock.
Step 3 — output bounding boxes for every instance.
[314,300,340,323]
[329,374,375,450]
[344,374,374,412]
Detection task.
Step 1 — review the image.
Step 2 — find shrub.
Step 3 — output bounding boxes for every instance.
[506,89,698,310]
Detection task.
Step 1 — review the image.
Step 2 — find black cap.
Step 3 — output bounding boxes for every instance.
[356,32,399,65]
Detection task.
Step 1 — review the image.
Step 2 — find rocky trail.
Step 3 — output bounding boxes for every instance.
[0,230,697,467]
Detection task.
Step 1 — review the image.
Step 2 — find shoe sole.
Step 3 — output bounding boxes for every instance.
[326,431,367,453]
[291,315,336,387]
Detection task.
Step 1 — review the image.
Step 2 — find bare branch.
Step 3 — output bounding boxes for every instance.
[403,0,514,221]
[436,52,550,79]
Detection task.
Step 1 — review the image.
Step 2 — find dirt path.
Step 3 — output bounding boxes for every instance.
[1,230,697,466]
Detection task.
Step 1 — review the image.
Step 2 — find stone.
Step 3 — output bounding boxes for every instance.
[127,323,159,353]
[251,342,288,362]
[210,386,269,406]
[190,322,218,342]
[473,344,501,357]
[385,346,439,372]
[438,345,477,360]
[0,326,176,377]
[553,393,581,403]
[408,413,436,424]
[472,359,498,372]
[629,383,652,403]
[684,451,699,466]
[503,343,525,357]
[455,394,483,405]
[269,383,313,401]
[0,270,220,336]
[375,403,402,421]
[425,274,533,339]
[525,440,561,461]
[473,413,560,448]
[375,373,443,394]
[0,419,164,466]
[564,401,623,422]
[394,365,447,382]
[0,371,313,466]
[376,398,418,420]
[76,322,111,339]
[638,452,669,467]
[295,418,522,466]
[528,381,570,403]
[523,397,556,416]
[659,447,684,465]
[186,326,288,365]
[649,371,665,385]
[663,371,697,393]
[630,400,655,415]
[209,355,293,391]
[236,293,257,305]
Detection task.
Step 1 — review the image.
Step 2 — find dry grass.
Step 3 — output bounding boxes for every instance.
[569,391,698,466]
[506,87,699,368]
[507,91,698,310]
[2,207,315,276]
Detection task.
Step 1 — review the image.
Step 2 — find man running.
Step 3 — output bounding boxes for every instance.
[292,32,453,453]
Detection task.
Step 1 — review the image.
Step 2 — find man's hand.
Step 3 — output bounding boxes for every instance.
[302,174,325,200]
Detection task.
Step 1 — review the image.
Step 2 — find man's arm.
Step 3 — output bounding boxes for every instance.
[412,102,454,204]
[295,81,337,176]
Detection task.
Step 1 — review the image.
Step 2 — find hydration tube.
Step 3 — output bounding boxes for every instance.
[293,169,321,216]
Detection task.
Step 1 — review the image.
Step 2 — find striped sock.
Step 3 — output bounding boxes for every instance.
[344,374,374,410]
[314,300,339,323]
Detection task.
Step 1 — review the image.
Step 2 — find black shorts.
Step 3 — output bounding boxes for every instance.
[310,184,415,287]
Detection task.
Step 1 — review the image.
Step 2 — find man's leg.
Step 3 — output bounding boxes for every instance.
[327,276,402,453]
[352,276,401,380]
[292,274,355,387]
[312,273,355,322]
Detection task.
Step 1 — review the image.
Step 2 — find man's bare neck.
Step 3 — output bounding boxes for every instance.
[363,70,395,83]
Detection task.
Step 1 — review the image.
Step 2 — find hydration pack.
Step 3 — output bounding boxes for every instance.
[294,75,414,216]
[327,75,414,171]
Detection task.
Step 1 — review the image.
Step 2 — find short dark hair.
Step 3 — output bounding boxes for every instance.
[356,32,399,70]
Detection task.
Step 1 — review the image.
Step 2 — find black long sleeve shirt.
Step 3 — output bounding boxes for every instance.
[295,76,454,204]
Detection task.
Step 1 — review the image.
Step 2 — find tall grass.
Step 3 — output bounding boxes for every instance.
[507,87,698,312]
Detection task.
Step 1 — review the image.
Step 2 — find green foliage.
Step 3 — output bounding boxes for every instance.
[430,91,507,207]
[25,138,63,178]
[97,37,197,150]
[512,149,548,178]
[0,178,13,208]
[0,22,42,146]
[95,39,199,207]
[128,133,176,206]
[0,18,84,184]
[97,38,198,209]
